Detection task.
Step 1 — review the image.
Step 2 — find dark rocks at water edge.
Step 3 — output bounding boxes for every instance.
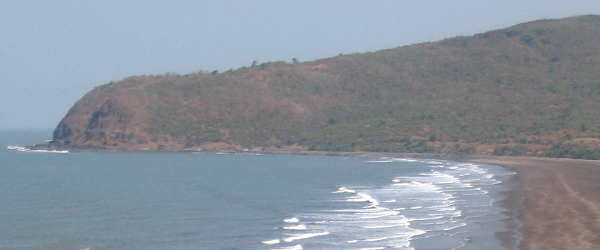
[51,16,600,158]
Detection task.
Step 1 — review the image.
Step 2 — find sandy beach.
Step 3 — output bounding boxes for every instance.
[17,142,600,249]
[473,156,600,250]
[259,151,600,249]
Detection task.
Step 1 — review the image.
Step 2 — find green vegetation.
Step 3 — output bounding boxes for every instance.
[492,145,529,156]
[544,142,600,160]
[53,16,600,159]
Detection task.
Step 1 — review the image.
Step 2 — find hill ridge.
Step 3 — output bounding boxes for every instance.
[50,15,600,159]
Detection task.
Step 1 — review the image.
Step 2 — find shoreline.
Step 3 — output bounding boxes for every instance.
[471,156,600,249]
[13,145,600,249]
[493,167,524,250]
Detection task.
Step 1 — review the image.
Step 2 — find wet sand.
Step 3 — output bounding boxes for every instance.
[238,150,600,249]
[261,151,600,249]
[473,156,600,250]
[26,144,600,249]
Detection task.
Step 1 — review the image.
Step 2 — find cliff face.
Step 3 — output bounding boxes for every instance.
[51,79,159,149]
[51,16,600,155]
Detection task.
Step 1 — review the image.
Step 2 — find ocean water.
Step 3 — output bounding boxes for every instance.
[0,130,518,250]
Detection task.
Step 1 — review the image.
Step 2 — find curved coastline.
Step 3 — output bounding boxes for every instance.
[471,156,600,250]
[14,144,600,249]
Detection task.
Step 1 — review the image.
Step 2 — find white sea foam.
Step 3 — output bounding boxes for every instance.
[347,193,379,208]
[283,224,306,230]
[363,220,409,229]
[429,204,453,209]
[6,146,25,150]
[405,229,427,237]
[440,222,467,231]
[365,236,391,242]
[359,210,399,219]
[31,149,69,154]
[333,187,356,193]
[450,210,462,217]
[367,159,395,163]
[283,218,299,223]
[435,206,456,211]
[6,146,68,154]
[367,157,418,163]
[408,215,444,221]
[272,244,303,250]
[396,158,418,162]
[419,172,461,184]
[264,159,510,250]
[262,239,281,245]
[283,232,329,242]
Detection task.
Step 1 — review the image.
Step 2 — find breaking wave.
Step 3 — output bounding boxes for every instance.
[260,158,512,249]
[6,145,68,154]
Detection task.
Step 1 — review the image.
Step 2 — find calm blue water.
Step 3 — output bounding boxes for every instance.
[0,130,517,250]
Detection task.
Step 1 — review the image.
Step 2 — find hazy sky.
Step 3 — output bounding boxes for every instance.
[2,0,600,129]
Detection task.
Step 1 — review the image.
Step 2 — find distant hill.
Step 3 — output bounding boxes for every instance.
[51,15,600,159]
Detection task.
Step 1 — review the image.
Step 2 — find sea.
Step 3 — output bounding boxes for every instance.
[0,129,520,250]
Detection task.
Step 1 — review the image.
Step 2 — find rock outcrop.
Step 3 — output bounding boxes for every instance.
[50,16,600,156]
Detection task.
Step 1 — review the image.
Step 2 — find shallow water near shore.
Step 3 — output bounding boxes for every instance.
[1,130,519,249]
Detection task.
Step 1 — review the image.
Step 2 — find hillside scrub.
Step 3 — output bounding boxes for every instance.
[51,16,600,159]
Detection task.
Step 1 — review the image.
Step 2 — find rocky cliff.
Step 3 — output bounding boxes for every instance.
[50,16,600,157]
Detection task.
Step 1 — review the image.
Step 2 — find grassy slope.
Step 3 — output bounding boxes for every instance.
[53,16,600,158]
